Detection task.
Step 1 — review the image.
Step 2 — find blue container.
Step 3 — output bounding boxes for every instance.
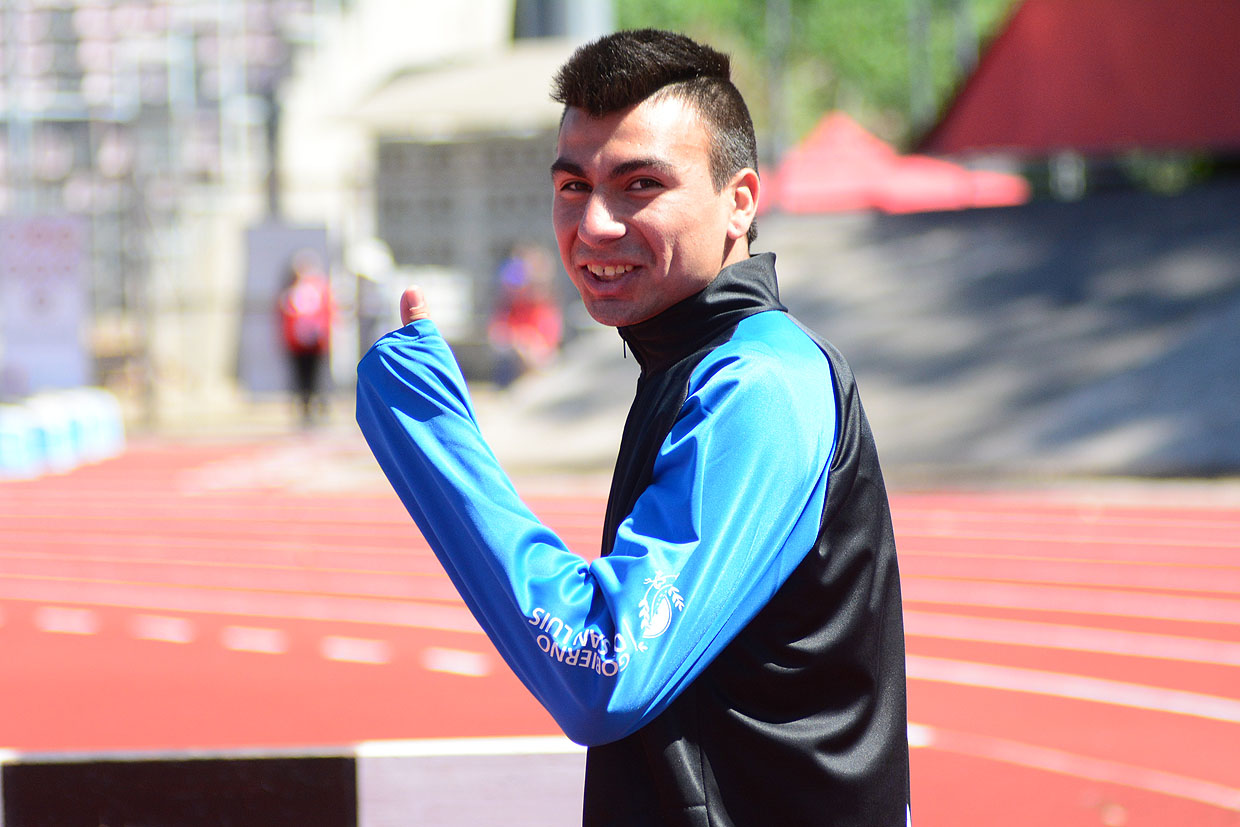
[0,404,44,480]
[23,395,80,475]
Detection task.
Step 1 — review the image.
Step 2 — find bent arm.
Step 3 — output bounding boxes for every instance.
[356,320,835,744]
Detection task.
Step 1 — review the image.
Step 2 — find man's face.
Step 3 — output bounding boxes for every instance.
[551,95,754,327]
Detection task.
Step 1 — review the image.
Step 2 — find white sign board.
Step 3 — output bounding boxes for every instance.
[0,216,90,395]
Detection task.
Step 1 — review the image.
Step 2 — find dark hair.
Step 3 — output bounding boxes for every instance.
[552,29,759,245]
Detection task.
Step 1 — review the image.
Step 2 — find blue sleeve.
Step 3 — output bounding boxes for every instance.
[355,316,836,746]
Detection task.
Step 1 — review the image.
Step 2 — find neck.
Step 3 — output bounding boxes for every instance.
[617,253,783,373]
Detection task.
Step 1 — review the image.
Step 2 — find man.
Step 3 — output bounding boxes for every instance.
[356,29,909,826]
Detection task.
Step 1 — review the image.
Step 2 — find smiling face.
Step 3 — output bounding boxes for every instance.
[551,95,758,328]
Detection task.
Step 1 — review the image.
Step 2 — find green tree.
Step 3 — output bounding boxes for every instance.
[616,0,1015,153]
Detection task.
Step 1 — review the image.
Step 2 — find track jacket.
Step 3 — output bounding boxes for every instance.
[356,253,909,826]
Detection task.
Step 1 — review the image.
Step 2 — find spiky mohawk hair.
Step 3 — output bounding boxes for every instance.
[551,29,760,244]
[551,29,731,116]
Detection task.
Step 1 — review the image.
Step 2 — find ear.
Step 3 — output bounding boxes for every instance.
[725,168,760,243]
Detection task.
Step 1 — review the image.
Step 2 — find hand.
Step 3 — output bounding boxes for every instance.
[400,286,430,326]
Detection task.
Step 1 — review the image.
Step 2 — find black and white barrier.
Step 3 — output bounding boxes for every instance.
[0,737,586,827]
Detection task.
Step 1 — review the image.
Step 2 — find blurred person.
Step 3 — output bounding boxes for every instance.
[488,242,564,386]
[356,29,909,826]
[277,249,334,426]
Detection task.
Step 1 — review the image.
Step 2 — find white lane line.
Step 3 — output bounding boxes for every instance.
[356,735,583,758]
[898,529,1240,553]
[0,550,460,603]
[34,606,99,635]
[131,614,195,644]
[221,625,288,655]
[905,611,1240,666]
[421,647,491,677]
[321,635,391,665]
[0,577,482,634]
[899,556,1240,594]
[896,540,1239,567]
[894,510,1240,538]
[894,496,1240,521]
[903,578,1240,624]
[907,722,935,748]
[909,722,1240,812]
[907,655,1240,724]
[0,529,441,562]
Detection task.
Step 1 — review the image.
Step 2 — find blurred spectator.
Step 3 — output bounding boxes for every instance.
[277,249,334,425]
[488,243,563,387]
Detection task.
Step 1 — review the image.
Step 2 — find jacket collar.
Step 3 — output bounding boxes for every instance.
[617,252,785,373]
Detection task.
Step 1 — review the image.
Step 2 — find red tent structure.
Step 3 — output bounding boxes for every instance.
[764,111,1029,215]
[918,0,1240,156]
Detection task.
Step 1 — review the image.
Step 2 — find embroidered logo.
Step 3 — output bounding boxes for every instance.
[638,573,684,640]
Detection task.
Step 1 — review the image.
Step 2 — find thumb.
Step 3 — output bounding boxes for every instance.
[400,286,430,326]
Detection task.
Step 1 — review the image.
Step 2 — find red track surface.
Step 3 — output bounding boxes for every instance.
[2,436,1238,826]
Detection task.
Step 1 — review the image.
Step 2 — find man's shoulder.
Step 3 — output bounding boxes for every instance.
[688,311,834,413]
[710,310,829,373]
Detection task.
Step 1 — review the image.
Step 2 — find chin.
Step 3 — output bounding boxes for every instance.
[583,301,640,328]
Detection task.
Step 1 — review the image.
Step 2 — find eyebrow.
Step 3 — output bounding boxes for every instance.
[549,158,585,178]
[550,157,677,181]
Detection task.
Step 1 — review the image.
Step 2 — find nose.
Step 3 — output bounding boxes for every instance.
[578,193,625,244]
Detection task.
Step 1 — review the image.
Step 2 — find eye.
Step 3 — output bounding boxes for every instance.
[556,179,590,194]
[628,177,663,192]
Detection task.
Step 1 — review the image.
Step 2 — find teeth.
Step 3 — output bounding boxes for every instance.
[586,264,634,277]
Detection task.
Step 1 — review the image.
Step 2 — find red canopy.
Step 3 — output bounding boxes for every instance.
[763,112,1029,215]
[918,0,1240,156]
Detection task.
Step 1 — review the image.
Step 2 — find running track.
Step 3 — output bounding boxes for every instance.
[1,434,1238,826]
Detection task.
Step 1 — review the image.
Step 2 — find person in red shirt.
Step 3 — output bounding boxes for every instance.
[488,242,563,386]
[277,249,333,425]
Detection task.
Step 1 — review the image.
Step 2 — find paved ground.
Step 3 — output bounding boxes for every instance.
[2,436,1238,826]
